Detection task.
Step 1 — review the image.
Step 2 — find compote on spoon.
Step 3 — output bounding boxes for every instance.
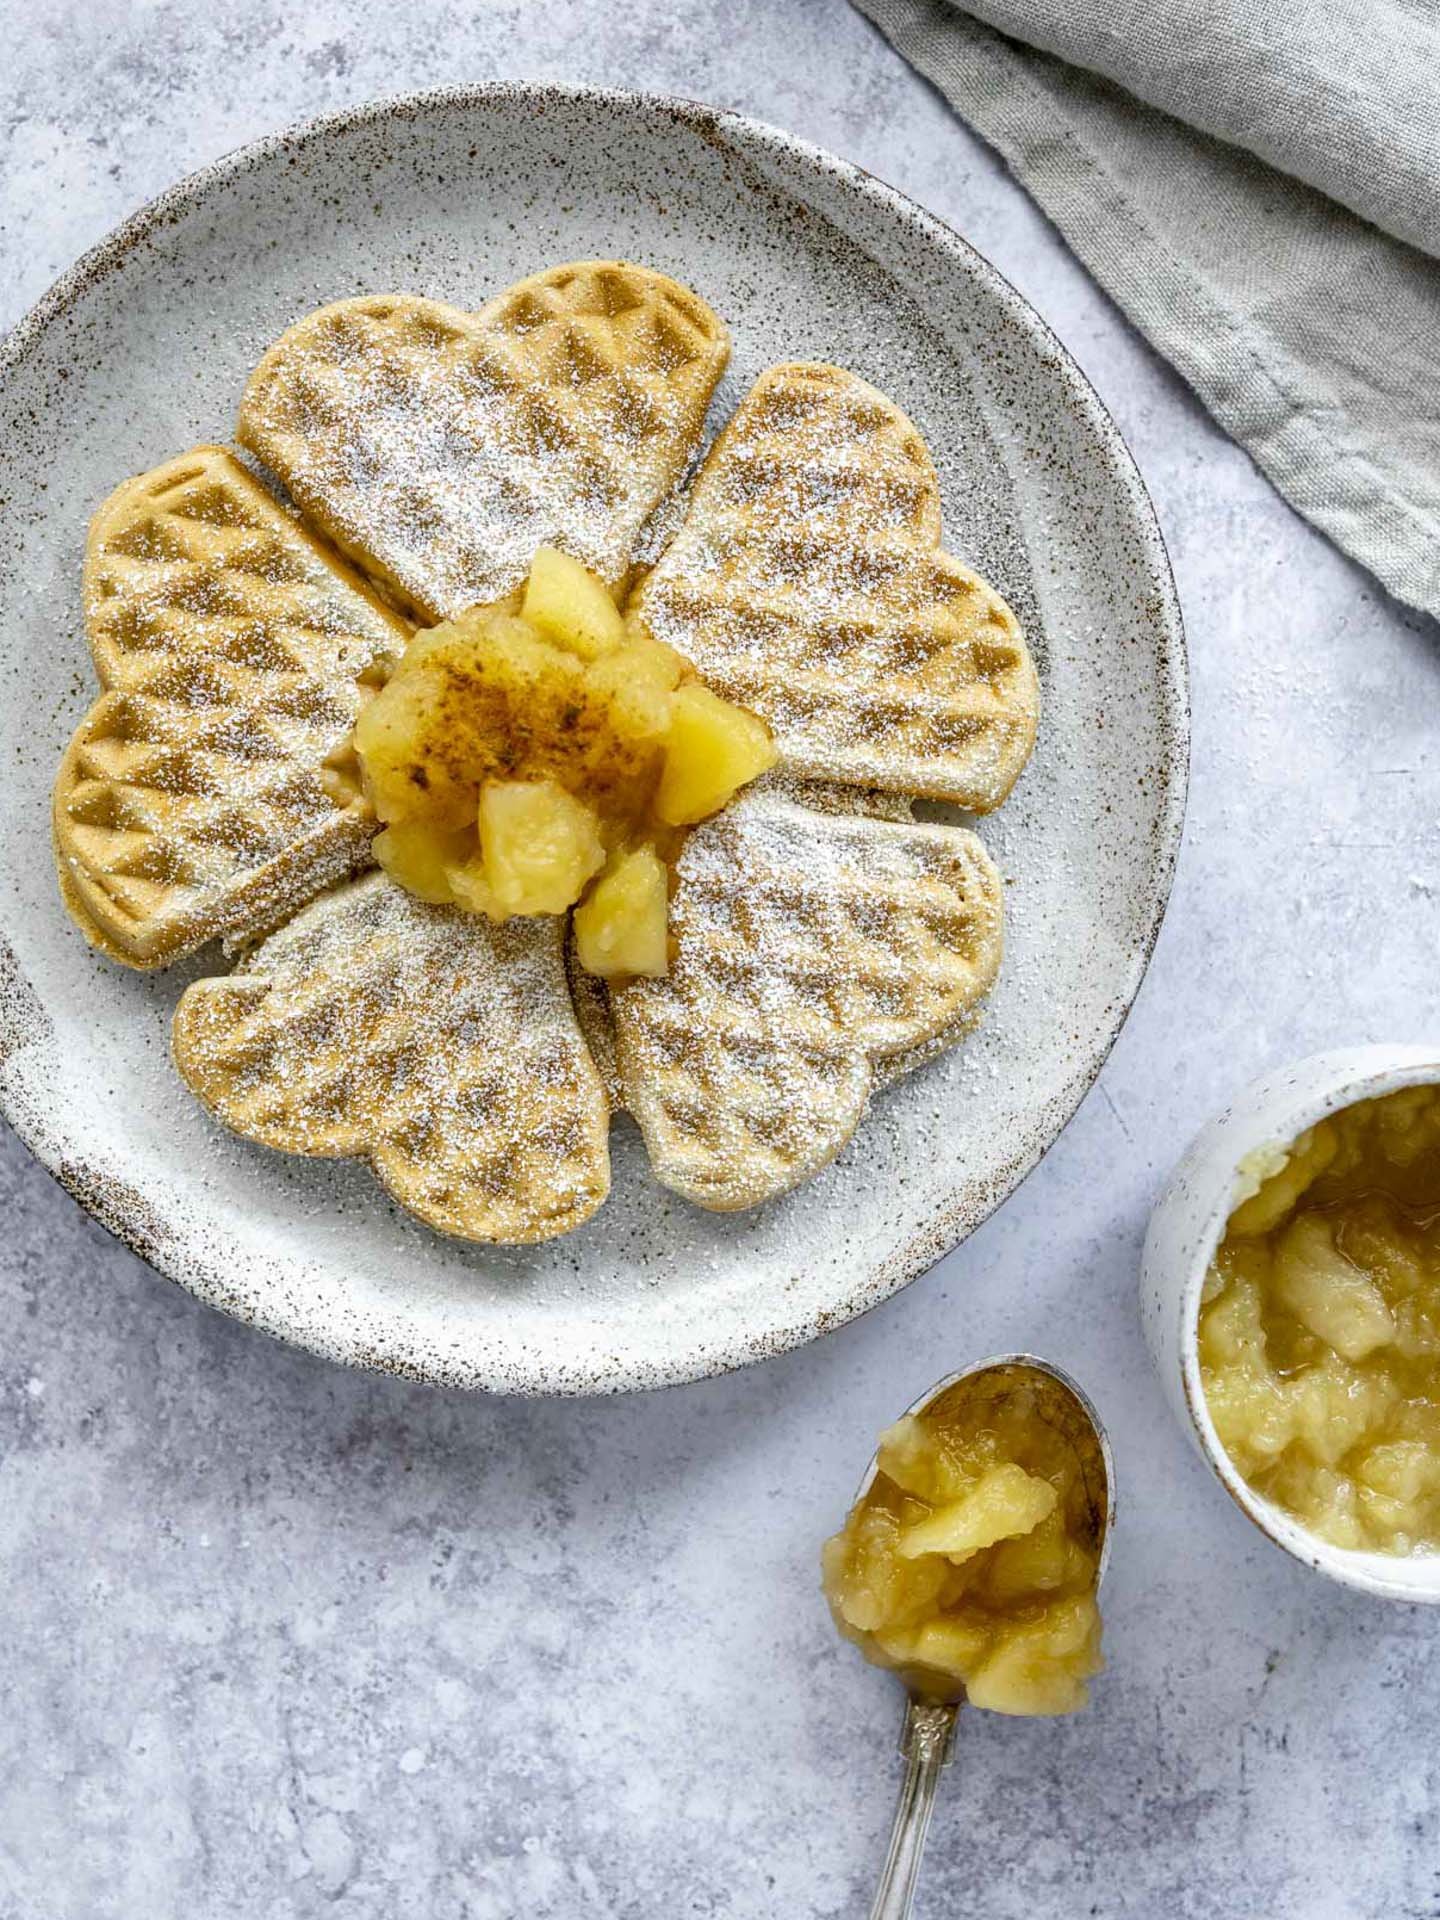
[821,1355,1114,1920]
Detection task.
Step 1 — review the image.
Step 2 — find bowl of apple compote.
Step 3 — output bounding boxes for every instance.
[1143,1049,1440,1598]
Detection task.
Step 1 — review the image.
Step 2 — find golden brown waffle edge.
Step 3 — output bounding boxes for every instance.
[53,446,410,969]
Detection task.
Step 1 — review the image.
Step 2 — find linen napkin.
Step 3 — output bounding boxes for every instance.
[855,0,1440,618]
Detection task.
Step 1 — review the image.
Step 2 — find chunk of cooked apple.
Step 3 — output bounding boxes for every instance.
[897,1464,1058,1562]
[348,547,777,964]
[964,1595,1102,1716]
[655,682,777,826]
[449,779,606,919]
[573,845,670,979]
[521,545,625,659]
[373,819,474,905]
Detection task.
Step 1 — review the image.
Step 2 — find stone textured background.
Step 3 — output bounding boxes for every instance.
[3,4,1437,1916]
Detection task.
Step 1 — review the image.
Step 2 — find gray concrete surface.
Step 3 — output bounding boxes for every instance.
[3,3,1437,1916]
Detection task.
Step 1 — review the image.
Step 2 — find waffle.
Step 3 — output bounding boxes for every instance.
[572,781,920,1110]
[54,447,410,968]
[173,871,611,1244]
[632,362,1038,811]
[610,787,1004,1210]
[238,263,730,626]
[55,271,1035,1243]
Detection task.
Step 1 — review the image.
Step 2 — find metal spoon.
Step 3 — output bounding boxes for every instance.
[849,1353,1115,1920]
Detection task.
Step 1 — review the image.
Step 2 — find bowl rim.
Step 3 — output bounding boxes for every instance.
[0,81,1189,1394]
[1160,1044,1440,1600]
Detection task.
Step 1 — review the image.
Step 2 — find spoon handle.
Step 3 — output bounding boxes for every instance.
[867,1697,960,1920]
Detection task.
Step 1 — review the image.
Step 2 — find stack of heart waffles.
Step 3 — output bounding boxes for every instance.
[53,260,1038,1244]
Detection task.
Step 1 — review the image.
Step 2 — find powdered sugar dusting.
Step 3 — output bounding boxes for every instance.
[238,267,729,624]
[58,316,1031,1247]
[635,362,1039,809]
[54,446,408,965]
[174,870,611,1244]
[612,786,1004,1209]
[11,88,1184,1382]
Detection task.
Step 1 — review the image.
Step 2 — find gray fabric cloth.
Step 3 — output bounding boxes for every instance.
[856,0,1440,618]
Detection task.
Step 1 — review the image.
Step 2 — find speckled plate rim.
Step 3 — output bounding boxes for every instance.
[0,82,1188,1395]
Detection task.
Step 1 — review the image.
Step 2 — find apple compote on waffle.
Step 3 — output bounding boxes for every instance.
[351,547,777,979]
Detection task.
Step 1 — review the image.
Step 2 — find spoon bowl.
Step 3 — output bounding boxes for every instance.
[848,1352,1115,1920]
[851,1353,1115,1580]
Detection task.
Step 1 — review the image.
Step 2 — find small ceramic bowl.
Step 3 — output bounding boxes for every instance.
[1141,1044,1440,1601]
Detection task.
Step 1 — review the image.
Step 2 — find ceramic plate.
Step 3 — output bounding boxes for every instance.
[0,85,1186,1393]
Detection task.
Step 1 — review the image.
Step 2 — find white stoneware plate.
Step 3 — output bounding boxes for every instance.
[0,86,1186,1394]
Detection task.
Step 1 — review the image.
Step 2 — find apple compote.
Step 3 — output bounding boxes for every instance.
[349,547,776,979]
[821,1373,1106,1715]
[1200,1083,1440,1554]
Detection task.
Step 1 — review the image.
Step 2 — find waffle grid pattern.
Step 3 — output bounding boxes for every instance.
[53,447,409,966]
[55,279,1030,1241]
[633,362,1038,810]
[173,872,611,1244]
[613,789,1005,1209]
[238,263,729,625]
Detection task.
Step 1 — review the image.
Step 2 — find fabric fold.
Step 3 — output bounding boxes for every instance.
[856,0,1440,619]
[951,0,1440,257]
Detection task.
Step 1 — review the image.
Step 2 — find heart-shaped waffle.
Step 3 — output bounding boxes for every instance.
[173,870,610,1243]
[54,267,1034,1244]
[238,262,731,625]
[53,446,410,967]
[631,362,1038,810]
[611,787,1004,1209]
